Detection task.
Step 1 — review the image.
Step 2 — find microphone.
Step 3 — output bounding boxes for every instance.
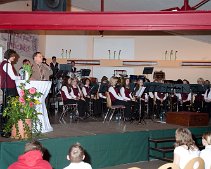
[108,50,111,59]
[170,50,173,60]
[175,51,178,60]
[118,50,121,60]
[165,50,168,60]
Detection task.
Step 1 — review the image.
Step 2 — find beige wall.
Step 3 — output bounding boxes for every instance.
[43,33,211,83]
[0,1,32,11]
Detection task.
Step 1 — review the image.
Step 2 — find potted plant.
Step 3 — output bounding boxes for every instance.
[3,82,42,139]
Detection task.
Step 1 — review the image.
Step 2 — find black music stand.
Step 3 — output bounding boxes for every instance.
[190,84,206,94]
[143,67,154,75]
[81,69,91,77]
[173,84,190,93]
[57,64,72,78]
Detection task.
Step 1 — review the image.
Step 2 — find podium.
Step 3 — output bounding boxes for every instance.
[15,80,53,133]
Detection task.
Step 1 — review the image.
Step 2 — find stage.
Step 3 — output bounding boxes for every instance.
[0,113,211,169]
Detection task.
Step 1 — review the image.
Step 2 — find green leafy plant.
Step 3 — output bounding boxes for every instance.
[23,64,32,80]
[3,82,43,139]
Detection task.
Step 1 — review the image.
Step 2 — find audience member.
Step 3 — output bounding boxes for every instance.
[64,143,92,169]
[173,128,200,169]
[50,56,59,78]
[70,61,76,73]
[200,132,211,169]
[42,58,49,66]
[8,140,52,169]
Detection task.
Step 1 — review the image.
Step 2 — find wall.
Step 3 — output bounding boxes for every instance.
[44,34,211,83]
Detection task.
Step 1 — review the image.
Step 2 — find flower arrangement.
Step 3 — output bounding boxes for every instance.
[3,82,42,139]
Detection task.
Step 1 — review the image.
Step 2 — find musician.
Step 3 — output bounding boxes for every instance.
[31,52,52,81]
[108,77,132,120]
[98,76,109,114]
[155,80,168,118]
[193,77,205,112]
[120,78,139,119]
[204,86,211,120]
[61,77,86,118]
[134,78,148,120]
[70,61,77,73]
[50,56,59,77]
[82,78,101,116]
[0,49,20,97]
[178,79,191,111]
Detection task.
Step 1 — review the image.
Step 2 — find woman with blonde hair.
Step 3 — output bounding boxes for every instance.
[173,128,200,169]
[108,76,132,120]
[200,132,211,169]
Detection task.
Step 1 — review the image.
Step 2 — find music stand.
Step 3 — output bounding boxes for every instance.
[143,67,154,75]
[57,64,72,77]
[173,84,190,93]
[81,69,91,77]
[190,84,206,94]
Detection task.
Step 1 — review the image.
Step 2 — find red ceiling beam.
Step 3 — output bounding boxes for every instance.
[0,11,211,30]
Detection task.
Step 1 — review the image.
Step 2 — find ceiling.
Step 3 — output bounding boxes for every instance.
[0,0,211,11]
[71,0,211,11]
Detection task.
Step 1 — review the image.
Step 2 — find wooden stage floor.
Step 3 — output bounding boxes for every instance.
[1,110,210,142]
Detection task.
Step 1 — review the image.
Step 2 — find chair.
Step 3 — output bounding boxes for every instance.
[184,157,205,169]
[158,163,179,169]
[128,167,141,169]
[103,92,125,123]
[59,91,79,124]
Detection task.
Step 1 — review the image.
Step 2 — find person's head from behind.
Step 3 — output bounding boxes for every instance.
[24,140,43,154]
[67,143,85,163]
[4,49,18,62]
[175,128,196,150]
[202,132,211,147]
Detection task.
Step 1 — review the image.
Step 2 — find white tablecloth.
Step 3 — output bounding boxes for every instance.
[15,80,53,133]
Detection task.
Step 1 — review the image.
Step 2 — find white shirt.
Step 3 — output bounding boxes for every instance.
[174,146,200,169]
[61,86,73,99]
[204,88,211,102]
[108,86,123,100]
[200,145,211,169]
[64,161,92,169]
[3,59,20,80]
[120,87,132,101]
[177,93,191,101]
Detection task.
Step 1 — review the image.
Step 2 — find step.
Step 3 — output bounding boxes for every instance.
[150,147,174,153]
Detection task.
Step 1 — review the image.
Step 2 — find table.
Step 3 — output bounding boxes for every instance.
[15,80,53,133]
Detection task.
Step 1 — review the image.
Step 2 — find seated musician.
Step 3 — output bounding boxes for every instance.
[120,78,139,120]
[193,77,205,112]
[134,78,148,120]
[82,78,101,116]
[204,86,211,119]
[61,76,86,118]
[178,79,191,111]
[108,77,132,121]
[98,76,109,114]
[155,80,168,118]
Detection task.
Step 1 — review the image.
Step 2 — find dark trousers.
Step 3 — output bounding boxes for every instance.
[156,99,167,117]
[85,97,102,116]
[204,102,211,119]
[112,100,131,118]
[64,99,86,117]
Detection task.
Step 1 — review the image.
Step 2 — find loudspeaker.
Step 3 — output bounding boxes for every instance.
[32,0,66,11]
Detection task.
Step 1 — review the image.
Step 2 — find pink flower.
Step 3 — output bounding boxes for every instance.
[29,102,34,107]
[20,90,25,97]
[19,97,25,104]
[29,87,36,94]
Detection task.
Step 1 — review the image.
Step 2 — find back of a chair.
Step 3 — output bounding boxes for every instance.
[158,163,179,169]
[184,157,205,169]
[128,167,141,169]
[105,92,112,108]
